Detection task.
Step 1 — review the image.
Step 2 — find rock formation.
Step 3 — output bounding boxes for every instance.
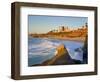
[31,44,82,66]
[83,35,88,63]
[42,44,75,65]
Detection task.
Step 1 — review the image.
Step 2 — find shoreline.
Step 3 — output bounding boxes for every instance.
[47,37,85,42]
[30,36,85,42]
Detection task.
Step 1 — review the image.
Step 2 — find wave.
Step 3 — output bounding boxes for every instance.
[28,38,61,57]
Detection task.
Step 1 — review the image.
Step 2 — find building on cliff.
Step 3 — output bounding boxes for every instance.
[48,23,88,34]
[58,26,71,32]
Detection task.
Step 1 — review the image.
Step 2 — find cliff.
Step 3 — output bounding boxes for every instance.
[29,24,87,39]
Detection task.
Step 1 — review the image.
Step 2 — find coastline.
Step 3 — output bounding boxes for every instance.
[30,36,85,43]
[47,37,85,42]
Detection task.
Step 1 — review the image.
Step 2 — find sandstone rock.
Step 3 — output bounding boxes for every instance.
[42,44,75,65]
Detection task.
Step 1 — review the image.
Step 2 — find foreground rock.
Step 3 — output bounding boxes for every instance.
[31,44,82,66]
[83,35,88,63]
[42,44,75,65]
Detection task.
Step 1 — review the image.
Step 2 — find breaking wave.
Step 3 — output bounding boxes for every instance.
[28,37,61,57]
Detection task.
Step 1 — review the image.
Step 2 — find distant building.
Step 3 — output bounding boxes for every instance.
[47,23,87,34]
[59,26,70,32]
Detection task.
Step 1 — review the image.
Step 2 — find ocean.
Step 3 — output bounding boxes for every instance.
[28,37,84,66]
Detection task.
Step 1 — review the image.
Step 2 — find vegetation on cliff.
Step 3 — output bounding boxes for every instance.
[29,23,87,39]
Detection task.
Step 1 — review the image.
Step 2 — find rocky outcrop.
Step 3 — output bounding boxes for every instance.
[31,44,82,66]
[83,35,88,64]
[42,44,75,65]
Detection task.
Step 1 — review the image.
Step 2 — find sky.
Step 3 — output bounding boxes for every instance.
[28,15,88,34]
